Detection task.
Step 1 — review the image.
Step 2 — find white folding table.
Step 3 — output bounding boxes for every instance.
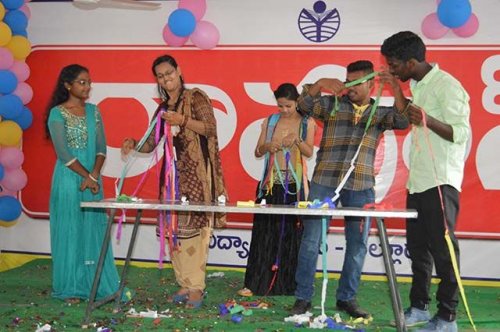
[80,199,417,331]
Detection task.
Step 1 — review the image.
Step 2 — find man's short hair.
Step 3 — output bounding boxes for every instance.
[381,31,426,62]
[347,60,374,75]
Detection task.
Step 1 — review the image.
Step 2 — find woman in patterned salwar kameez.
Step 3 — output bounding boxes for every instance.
[121,55,227,309]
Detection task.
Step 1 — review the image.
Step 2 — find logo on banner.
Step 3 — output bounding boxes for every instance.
[298,0,341,42]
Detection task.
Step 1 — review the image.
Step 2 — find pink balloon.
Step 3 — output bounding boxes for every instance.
[19,4,31,20]
[452,13,479,38]
[0,186,17,197]
[178,0,206,21]
[13,81,33,105]
[421,12,449,40]
[162,24,188,47]
[0,168,27,191]
[0,48,14,70]
[190,21,219,50]
[0,147,24,169]
[9,60,30,81]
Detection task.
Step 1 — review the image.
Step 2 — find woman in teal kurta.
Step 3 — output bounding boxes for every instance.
[45,64,125,302]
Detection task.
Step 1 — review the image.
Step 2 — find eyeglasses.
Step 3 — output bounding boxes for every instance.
[73,79,92,87]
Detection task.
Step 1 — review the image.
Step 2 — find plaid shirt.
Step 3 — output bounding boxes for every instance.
[298,84,409,190]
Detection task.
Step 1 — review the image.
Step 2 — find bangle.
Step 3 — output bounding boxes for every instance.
[180,114,189,127]
[88,174,98,182]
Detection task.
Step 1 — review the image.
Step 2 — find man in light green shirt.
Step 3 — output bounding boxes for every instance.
[380,31,470,332]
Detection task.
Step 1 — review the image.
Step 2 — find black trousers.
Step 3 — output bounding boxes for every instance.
[406,185,460,321]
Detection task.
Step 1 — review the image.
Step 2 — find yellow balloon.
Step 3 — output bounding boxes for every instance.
[6,35,31,60]
[0,121,22,146]
[0,220,19,227]
[0,2,5,21]
[0,22,12,47]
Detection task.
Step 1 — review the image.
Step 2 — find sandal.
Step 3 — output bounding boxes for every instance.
[167,289,189,304]
[185,290,205,309]
[237,287,253,297]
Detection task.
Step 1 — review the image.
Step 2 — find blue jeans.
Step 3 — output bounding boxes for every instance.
[295,182,375,302]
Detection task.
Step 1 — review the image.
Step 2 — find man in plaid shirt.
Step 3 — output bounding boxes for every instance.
[291,60,409,318]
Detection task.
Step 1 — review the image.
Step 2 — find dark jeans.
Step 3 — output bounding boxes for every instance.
[295,182,374,302]
[406,185,460,321]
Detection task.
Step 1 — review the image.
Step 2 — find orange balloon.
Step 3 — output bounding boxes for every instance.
[0,2,5,21]
[0,219,19,227]
[0,22,12,47]
[0,120,22,146]
[6,36,31,60]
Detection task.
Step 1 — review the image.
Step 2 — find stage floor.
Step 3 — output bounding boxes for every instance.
[0,257,498,331]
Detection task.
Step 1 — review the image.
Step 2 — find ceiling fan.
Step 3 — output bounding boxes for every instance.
[72,0,161,10]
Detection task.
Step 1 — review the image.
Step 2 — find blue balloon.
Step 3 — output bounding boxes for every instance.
[0,70,18,94]
[12,107,33,130]
[0,94,23,120]
[0,164,4,181]
[168,9,196,37]
[1,0,24,10]
[437,0,472,28]
[15,29,28,38]
[0,196,22,221]
[4,10,28,35]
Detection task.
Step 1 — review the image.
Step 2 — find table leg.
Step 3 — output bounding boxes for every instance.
[375,217,407,332]
[113,209,143,312]
[83,208,117,326]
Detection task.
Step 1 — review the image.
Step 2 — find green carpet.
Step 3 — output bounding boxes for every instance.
[0,259,498,331]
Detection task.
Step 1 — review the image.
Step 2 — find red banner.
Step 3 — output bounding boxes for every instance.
[21,47,500,236]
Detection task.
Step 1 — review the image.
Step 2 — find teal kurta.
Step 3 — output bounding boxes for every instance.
[48,103,122,301]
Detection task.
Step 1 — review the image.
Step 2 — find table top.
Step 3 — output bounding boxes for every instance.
[81,198,417,219]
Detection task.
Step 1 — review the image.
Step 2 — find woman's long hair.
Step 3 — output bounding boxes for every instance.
[151,54,185,103]
[44,64,89,138]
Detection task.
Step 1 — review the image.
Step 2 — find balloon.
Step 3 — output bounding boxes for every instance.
[0,147,24,169]
[0,168,27,191]
[0,185,16,197]
[178,0,206,21]
[0,94,23,119]
[10,60,30,81]
[19,4,31,20]
[4,10,28,35]
[0,2,5,21]
[5,35,31,60]
[190,20,220,50]
[437,0,472,28]
[0,22,13,47]
[0,164,4,181]
[0,47,14,69]
[0,120,22,146]
[2,0,24,10]
[15,29,27,38]
[421,13,449,40]
[452,13,479,37]
[0,70,18,94]
[0,220,19,227]
[162,24,188,47]
[168,8,196,37]
[0,196,22,221]
[12,107,32,130]
[13,82,33,105]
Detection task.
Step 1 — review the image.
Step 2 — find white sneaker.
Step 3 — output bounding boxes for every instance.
[396,307,431,327]
[416,316,457,332]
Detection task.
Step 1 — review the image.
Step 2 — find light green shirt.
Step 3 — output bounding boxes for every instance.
[408,64,471,194]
